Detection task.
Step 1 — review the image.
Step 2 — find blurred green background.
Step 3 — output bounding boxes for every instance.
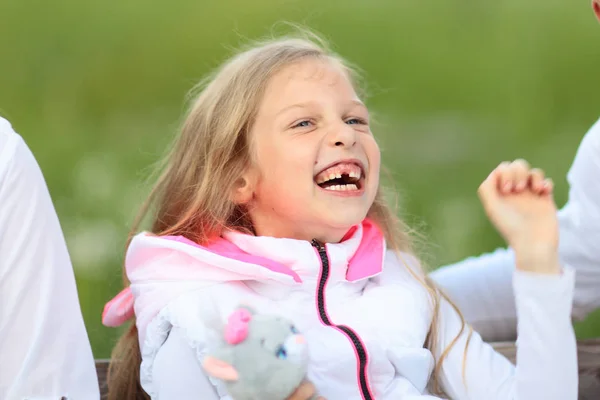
[1,0,599,358]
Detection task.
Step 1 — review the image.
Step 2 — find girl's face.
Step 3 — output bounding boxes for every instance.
[238,58,380,243]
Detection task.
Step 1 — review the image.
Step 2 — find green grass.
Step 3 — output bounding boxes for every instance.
[1,0,599,358]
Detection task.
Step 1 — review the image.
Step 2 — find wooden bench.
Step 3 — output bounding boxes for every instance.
[492,339,600,399]
[96,339,600,399]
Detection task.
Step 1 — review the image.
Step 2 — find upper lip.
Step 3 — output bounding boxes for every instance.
[314,158,366,177]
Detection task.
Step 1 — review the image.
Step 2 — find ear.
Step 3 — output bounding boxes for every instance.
[237,303,257,315]
[202,355,239,381]
[231,168,257,205]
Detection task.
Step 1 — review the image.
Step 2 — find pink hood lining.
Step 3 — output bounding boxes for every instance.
[159,234,303,283]
[102,219,385,334]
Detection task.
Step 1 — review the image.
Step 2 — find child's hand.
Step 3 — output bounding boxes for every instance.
[286,380,325,400]
[478,159,561,274]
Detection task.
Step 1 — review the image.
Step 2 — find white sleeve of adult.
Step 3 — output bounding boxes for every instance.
[557,117,600,320]
[429,248,518,342]
[0,118,99,399]
[153,327,226,400]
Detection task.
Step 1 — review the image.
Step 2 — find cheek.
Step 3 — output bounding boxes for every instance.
[269,138,316,175]
[253,140,316,198]
[257,135,312,169]
[364,136,382,175]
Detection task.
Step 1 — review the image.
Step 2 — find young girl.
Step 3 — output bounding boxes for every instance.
[103,35,578,399]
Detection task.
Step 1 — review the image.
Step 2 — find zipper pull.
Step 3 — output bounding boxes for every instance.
[311,238,324,250]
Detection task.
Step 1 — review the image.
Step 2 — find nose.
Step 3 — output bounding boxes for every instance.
[295,335,305,344]
[328,123,357,148]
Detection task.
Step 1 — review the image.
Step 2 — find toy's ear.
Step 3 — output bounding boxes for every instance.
[237,303,257,315]
[202,355,239,381]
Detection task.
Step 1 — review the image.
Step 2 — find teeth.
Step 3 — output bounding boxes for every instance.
[315,162,363,184]
[323,183,359,191]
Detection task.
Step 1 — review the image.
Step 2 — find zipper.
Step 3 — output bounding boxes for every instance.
[311,239,374,400]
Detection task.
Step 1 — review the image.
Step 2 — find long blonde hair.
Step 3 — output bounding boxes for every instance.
[107,29,471,400]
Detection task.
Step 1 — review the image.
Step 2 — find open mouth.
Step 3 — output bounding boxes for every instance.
[314,161,364,191]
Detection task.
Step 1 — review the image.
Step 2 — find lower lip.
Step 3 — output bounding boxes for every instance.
[315,182,366,197]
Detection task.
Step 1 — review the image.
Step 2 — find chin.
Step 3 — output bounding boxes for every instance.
[323,212,368,233]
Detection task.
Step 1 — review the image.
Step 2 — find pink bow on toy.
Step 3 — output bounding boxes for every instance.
[224,308,253,344]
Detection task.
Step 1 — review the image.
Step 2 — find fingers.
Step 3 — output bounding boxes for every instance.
[497,158,529,193]
[540,177,554,195]
[286,380,316,400]
[490,159,553,195]
[529,168,554,195]
[478,168,501,215]
[528,168,545,192]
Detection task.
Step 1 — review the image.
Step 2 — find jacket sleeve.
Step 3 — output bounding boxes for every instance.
[153,327,227,400]
[436,267,578,400]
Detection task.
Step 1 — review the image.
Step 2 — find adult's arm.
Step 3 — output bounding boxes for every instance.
[0,118,100,399]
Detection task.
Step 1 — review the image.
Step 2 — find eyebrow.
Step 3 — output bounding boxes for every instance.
[274,99,367,117]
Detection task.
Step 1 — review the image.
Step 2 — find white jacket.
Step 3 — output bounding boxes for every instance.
[111,219,578,400]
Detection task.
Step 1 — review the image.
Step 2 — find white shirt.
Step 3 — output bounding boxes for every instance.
[0,118,100,399]
[432,117,600,342]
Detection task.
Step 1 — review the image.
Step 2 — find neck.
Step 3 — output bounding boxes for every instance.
[250,216,350,244]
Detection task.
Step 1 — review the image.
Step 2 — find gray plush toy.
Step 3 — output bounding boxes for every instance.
[202,305,320,400]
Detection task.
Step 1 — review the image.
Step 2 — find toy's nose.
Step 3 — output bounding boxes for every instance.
[295,335,305,344]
